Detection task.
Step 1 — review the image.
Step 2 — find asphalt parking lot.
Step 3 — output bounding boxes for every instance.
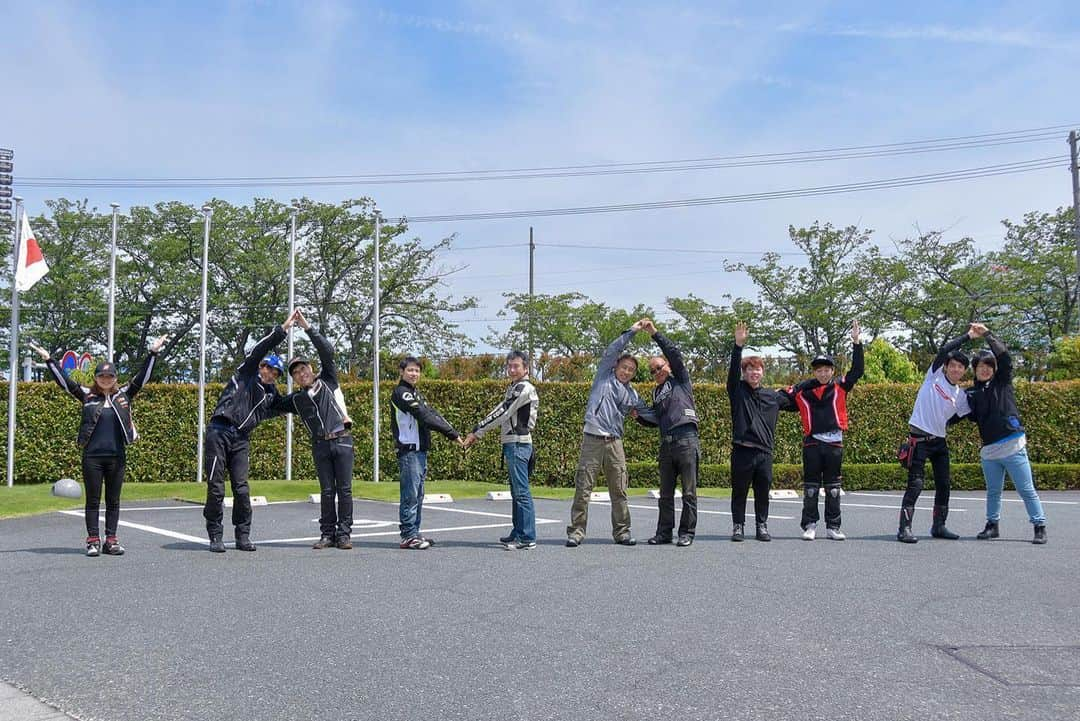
[2,490,1078,721]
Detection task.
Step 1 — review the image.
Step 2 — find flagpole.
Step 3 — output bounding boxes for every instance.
[107,203,119,362]
[373,209,381,483]
[285,205,298,481]
[6,197,23,488]
[195,205,212,483]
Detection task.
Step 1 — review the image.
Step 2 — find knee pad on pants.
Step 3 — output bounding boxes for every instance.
[804,485,819,498]
[826,484,841,498]
[908,475,924,493]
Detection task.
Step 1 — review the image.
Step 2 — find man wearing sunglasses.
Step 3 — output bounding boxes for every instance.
[641,319,699,547]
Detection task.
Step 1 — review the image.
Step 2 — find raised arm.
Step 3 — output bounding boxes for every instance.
[971,323,1012,385]
[238,315,292,377]
[931,329,972,372]
[652,330,689,384]
[33,344,87,403]
[293,310,338,384]
[124,334,168,399]
[598,326,639,377]
[727,322,749,393]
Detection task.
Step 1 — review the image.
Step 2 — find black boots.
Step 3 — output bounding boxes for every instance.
[897,506,918,543]
[930,505,960,540]
[755,523,771,542]
[235,534,256,552]
[208,535,226,553]
[1033,525,1047,545]
[976,521,999,540]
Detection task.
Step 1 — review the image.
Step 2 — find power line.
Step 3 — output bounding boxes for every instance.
[397,156,1064,223]
[16,124,1075,189]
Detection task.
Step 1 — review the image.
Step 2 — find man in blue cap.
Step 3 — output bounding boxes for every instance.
[202,312,295,553]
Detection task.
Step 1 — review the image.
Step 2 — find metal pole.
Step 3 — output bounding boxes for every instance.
[528,226,535,376]
[195,205,212,483]
[107,203,119,362]
[285,206,298,481]
[373,210,381,483]
[1069,130,1080,336]
[6,197,23,487]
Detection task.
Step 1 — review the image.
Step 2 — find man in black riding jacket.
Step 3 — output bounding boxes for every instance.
[640,319,700,548]
[273,309,356,550]
[203,311,295,553]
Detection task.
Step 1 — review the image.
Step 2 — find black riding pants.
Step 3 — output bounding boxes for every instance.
[901,435,951,509]
[801,442,844,529]
[731,445,773,526]
[202,423,253,538]
[82,453,125,537]
[313,436,355,539]
[655,434,699,539]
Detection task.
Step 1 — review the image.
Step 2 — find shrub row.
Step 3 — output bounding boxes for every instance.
[3,379,1079,487]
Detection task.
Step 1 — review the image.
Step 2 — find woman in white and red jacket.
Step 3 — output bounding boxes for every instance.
[31,336,168,557]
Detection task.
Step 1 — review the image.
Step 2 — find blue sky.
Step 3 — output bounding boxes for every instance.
[5,1,1079,348]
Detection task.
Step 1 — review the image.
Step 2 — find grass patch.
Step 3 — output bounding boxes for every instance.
[0,479,730,520]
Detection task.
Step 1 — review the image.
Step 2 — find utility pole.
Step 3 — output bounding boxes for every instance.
[1069,130,1080,335]
[528,226,535,376]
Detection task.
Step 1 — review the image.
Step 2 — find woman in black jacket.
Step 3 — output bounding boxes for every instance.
[31,336,168,556]
[964,323,1047,544]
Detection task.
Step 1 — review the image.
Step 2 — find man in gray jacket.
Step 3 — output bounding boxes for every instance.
[566,319,657,547]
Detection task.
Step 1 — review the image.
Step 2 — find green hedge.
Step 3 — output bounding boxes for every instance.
[3,379,1080,487]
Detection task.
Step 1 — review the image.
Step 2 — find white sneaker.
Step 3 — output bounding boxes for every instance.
[801,524,816,541]
[826,527,846,540]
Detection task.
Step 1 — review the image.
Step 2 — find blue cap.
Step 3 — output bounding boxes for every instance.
[260,354,285,376]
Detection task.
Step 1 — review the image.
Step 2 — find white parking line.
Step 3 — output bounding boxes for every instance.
[59,510,207,544]
[767,499,967,512]
[850,492,1078,506]
[61,503,564,547]
[110,505,204,511]
[258,519,562,545]
[607,502,797,520]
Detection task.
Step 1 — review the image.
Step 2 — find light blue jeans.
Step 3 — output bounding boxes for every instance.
[504,443,536,542]
[980,447,1046,525]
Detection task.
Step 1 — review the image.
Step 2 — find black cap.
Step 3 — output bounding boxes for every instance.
[287,356,311,374]
[810,355,835,368]
[94,362,117,377]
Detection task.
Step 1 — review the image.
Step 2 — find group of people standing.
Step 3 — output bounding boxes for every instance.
[35,312,1048,556]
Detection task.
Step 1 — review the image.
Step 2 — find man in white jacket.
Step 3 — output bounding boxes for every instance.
[465,351,540,550]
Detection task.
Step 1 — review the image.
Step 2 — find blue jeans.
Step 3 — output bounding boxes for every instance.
[504,443,536,542]
[398,451,428,539]
[981,447,1046,525]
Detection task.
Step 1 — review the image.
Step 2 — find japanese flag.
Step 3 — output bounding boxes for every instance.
[15,212,49,292]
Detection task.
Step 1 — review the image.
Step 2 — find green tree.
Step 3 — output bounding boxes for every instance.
[730,222,880,363]
[858,231,1007,367]
[991,207,1078,350]
[8,199,110,361]
[114,201,207,379]
[291,197,477,376]
[861,337,920,383]
[1047,336,1080,380]
[662,294,768,380]
[485,292,654,378]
